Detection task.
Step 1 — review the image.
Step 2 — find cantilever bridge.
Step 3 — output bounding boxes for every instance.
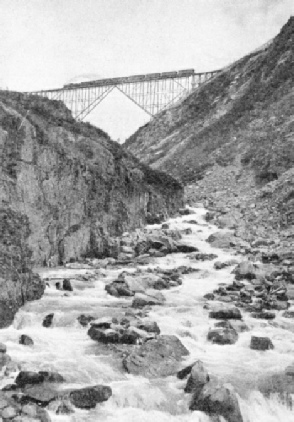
[26,69,220,120]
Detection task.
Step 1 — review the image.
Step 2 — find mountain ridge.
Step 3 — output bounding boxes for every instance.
[125,16,294,185]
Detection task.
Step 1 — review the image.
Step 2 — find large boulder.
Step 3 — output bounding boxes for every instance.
[123,335,189,378]
[69,385,112,409]
[189,382,243,422]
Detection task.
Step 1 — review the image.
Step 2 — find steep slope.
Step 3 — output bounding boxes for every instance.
[0,91,183,326]
[126,17,294,185]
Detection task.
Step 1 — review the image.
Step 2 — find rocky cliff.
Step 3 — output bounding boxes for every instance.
[0,91,183,326]
[125,17,294,244]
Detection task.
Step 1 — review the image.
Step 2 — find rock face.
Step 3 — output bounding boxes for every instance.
[122,335,189,377]
[0,91,183,326]
[126,18,294,187]
[0,208,45,328]
[126,18,294,248]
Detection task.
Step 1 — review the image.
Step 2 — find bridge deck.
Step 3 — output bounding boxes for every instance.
[25,68,222,119]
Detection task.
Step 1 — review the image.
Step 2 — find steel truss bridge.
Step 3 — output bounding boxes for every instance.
[27,69,221,120]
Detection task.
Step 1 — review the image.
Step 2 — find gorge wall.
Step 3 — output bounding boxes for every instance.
[0,91,183,326]
[125,17,294,186]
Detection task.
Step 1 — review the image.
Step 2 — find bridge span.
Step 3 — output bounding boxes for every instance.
[26,69,221,120]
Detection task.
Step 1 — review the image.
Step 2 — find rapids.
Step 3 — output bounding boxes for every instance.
[0,208,293,421]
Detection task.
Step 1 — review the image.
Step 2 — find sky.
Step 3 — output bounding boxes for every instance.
[0,0,293,141]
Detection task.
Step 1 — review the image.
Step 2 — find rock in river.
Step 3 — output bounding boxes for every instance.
[123,335,189,378]
[250,336,274,351]
[189,382,243,422]
[69,385,112,409]
[207,327,238,345]
[19,334,34,346]
[209,307,242,320]
[185,360,210,393]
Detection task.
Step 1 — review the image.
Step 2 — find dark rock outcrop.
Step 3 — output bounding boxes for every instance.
[0,208,45,328]
[0,91,183,325]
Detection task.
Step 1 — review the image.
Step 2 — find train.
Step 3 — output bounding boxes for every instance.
[63,69,195,89]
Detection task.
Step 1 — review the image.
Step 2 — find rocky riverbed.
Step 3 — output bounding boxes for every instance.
[0,207,293,421]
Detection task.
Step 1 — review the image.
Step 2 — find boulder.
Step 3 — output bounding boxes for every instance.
[209,307,242,320]
[216,320,249,333]
[132,291,165,308]
[185,361,210,393]
[22,384,59,405]
[206,232,236,249]
[123,335,189,378]
[39,371,65,383]
[120,327,152,345]
[189,382,243,422]
[250,336,274,351]
[204,293,215,300]
[69,385,112,409]
[87,327,120,344]
[77,314,95,326]
[233,261,260,280]
[179,208,193,215]
[62,278,73,291]
[19,335,34,346]
[15,371,45,387]
[251,311,276,320]
[207,327,238,345]
[42,314,54,328]
[177,363,197,380]
[136,320,160,334]
[90,317,113,329]
[176,244,199,253]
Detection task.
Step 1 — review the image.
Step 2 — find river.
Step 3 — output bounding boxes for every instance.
[0,208,293,421]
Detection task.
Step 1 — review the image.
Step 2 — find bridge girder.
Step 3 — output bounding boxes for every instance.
[26,70,220,120]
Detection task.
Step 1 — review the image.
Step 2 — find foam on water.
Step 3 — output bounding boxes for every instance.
[0,207,293,421]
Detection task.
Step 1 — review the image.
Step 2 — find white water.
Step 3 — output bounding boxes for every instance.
[0,208,294,421]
